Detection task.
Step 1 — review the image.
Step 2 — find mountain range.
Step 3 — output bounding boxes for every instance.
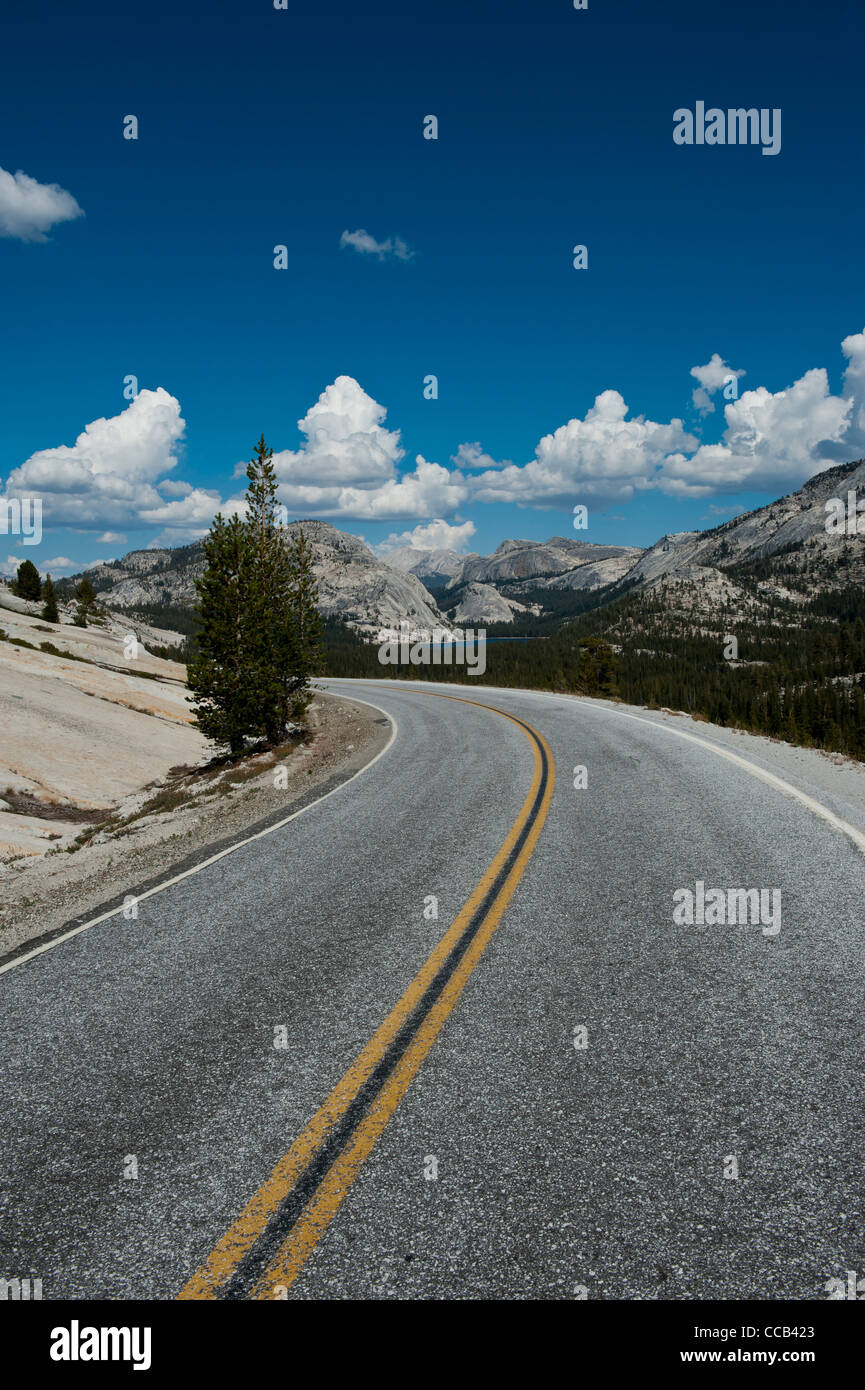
[56,458,865,636]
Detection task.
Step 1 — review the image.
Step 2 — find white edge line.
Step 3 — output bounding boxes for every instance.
[0,693,398,978]
[348,678,865,858]
[346,681,865,862]
[576,697,865,858]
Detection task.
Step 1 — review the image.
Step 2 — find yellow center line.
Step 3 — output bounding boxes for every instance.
[178,689,554,1300]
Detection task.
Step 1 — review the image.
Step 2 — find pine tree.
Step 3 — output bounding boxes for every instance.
[73,575,96,627]
[187,513,256,754]
[243,435,292,743]
[283,526,323,721]
[14,558,41,601]
[41,573,59,623]
[576,636,616,696]
[187,436,324,755]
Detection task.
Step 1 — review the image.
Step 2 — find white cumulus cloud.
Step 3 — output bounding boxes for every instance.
[0,166,84,242]
[268,377,468,519]
[0,554,76,575]
[2,388,222,541]
[468,390,697,506]
[451,442,510,470]
[277,455,469,521]
[376,519,477,555]
[37,555,75,572]
[10,331,865,557]
[339,228,414,261]
[659,362,856,497]
[690,353,746,414]
[270,376,404,489]
[840,328,865,451]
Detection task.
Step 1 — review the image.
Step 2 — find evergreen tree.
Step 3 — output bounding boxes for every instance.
[187,513,255,754]
[243,435,293,742]
[14,558,41,601]
[41,573,59,623]
[283,526,323,721]
[576,636,616,696]
[187,435,324,754]
[73,575,96,627]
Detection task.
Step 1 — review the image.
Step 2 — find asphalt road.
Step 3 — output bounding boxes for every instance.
[1,679,863,1301]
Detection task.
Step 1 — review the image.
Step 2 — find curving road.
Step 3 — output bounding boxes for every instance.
[1,679,863,1301]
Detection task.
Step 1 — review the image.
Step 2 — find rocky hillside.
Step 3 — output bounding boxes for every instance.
[439,537,644,622]
[449,582,541,625]
[448,536,642,590]
[0,589,204,860]
[83,545,203,608]
[79,521,449,638]
[631,458,865,585]
[614,458,865,625]
[383,545,479,582]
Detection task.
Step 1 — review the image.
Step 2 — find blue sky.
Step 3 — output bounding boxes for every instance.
[2,0,864,576]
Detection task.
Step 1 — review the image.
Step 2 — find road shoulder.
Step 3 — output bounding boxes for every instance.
[0,690,392,965]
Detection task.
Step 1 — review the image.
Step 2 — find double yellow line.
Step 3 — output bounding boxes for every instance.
[178,691,554,1300]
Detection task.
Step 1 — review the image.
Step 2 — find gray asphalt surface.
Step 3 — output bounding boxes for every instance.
[1,679,863,1300]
